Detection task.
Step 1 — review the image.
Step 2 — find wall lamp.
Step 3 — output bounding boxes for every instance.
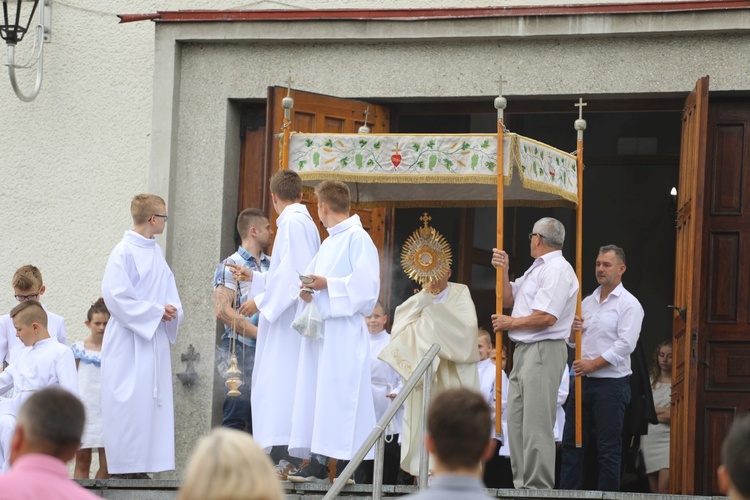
[0,0,51,102]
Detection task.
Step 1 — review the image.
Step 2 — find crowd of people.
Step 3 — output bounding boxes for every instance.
[0,174,746,499]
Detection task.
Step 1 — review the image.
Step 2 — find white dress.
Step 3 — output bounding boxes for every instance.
[72,341,103,449]
[642,381,671,473]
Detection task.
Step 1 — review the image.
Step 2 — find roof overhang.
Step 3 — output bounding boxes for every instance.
[118,2,750,24]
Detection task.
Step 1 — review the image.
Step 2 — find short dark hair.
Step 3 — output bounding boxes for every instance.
[599,244,627,265]
[428,388,491,469]
[722,415,750,497]
[315,180,350,214]
[17,387,85,458]
[270,170,303,202]
[10,300,48,328]
[236,208,269,240]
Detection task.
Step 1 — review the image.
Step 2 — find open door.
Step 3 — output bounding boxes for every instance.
[238,87,394,312]
[673,76,750,494]
[670,76,709,495]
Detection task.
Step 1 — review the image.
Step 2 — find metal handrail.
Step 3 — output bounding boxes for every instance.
[323,343,441,500]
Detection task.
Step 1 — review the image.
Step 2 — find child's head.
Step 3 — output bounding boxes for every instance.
[270,170,303,204]
[315,180,350,221]
[366,302,387,334]
[718,415,750,499]
[477,329,493,361]
[649,339,673,387]
[85,298,110,337]
[12,265,45,301]
[131,194,167,226]
[10,300,49,347]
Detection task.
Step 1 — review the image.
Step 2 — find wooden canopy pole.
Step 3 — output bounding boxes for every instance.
[574,98,587,447]
[280,79,294,170]
[494,80,507,439]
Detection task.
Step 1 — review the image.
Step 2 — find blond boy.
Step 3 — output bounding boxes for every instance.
[0,265,67,367]
[101,194,183,477]
[287,180,379,483]
[0,301,78,470]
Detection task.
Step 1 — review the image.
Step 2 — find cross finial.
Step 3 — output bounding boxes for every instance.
[286,76,293,97]
[575,97,587,120]
[363,106,371,126]
[498,76,508,97]
[420,212,432,228]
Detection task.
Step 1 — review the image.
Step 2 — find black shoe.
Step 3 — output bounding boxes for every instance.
[287,461,329,484]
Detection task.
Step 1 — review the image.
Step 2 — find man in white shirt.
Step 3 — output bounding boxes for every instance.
[491,217,578,489]
[559,245,644,491]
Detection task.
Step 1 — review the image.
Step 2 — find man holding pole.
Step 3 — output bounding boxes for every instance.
[491,217,578,489]
[559,245,643,491]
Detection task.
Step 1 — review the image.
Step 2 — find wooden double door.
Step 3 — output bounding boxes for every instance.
[671,76,750,494]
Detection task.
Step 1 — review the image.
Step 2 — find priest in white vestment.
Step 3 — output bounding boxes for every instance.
[100,194,183,476]
[287,180,379,484]
[379,269,480,477]
[0,301,78,471]
[236,170,320,475]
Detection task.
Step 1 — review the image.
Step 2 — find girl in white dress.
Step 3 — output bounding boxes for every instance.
[73,298,109,479]
[641,340,672,494]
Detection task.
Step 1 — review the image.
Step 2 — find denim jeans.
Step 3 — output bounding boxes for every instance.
[221,336,255,433]
[560,375,631,491]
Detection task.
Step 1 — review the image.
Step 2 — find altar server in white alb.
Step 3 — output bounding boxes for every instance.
[232,170,321,478]
[287,180,380,484]
[0,300,78,471]
[101,194,183,478]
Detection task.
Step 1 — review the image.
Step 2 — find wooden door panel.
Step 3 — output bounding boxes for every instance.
[710,124,743,215]
[706,232,740,323]
[671,76,709,495]
[673,87,750,494]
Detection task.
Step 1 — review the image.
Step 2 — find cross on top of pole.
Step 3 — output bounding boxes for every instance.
[575,98,587,120]
[574,97,587,132]
[285,76,293,96]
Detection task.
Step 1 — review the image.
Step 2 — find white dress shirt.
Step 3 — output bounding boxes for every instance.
[509,250,579,343]
[572,283,644,378]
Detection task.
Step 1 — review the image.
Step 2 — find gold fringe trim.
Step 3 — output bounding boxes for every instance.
[348,199,577,209]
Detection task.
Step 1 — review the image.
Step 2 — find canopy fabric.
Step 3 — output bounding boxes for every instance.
[288,133,578,208]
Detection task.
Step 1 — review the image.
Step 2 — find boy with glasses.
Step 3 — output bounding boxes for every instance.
[0,265,67,368]
[100,193,183,478]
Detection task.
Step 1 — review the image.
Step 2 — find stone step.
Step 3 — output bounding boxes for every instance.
[79,479,725,499]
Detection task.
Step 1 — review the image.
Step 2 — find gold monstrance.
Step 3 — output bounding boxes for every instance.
[225,270,246,397]
[400,212,452,289]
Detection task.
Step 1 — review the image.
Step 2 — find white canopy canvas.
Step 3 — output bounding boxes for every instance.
[287,132,578,208]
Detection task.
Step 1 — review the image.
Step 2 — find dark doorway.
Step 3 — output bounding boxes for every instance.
[391,102,681,360]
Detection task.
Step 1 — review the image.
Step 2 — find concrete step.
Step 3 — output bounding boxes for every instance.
[79,479,726,499]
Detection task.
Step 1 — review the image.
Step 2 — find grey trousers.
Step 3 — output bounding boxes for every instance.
[507,339,567,489]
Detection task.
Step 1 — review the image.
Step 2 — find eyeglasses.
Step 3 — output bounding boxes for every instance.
[14,291,40,302]
[152,214,169,222]
[528,232,545,241]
